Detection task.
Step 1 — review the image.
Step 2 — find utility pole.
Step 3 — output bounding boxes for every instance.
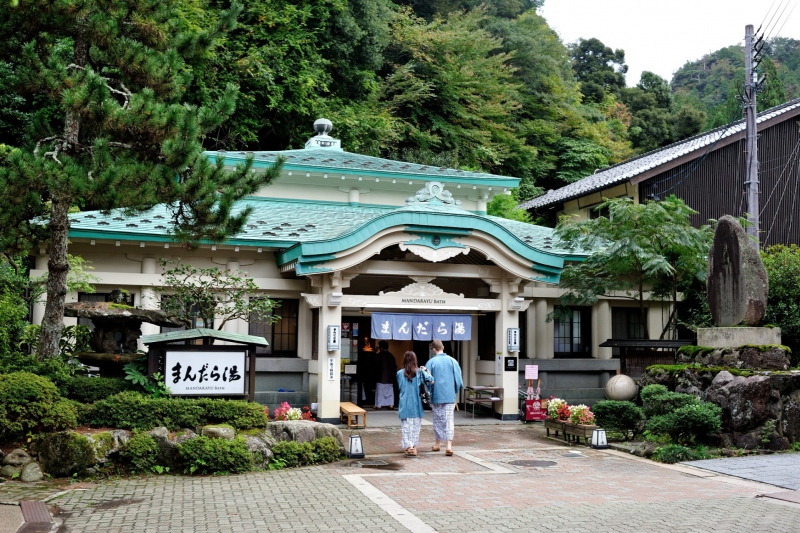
[744,24,759,248]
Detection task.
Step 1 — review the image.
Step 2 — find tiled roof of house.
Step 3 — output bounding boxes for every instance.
[520,98,800,210]
[68,196,580,257]
[209,148,520,188]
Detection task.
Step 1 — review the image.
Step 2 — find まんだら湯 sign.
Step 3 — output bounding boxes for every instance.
[165,351,246,395]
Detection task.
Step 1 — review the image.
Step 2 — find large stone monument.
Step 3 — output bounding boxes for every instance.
[696,216,787,368]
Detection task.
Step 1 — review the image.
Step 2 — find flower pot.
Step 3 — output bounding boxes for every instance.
[544,418,567,439]
[564,422,598,444]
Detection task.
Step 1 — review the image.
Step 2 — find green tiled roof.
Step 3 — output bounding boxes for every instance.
[208,148,520,188]
[141,328,268,346]
[68,196,579,257]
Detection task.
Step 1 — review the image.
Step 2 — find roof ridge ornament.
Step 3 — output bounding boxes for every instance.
[305,118,342,150]
[406,181,462,208]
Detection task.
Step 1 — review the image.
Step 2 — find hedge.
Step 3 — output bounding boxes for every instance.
[89,392,269,431]
[0,372,78,442]
[62,376,135,404]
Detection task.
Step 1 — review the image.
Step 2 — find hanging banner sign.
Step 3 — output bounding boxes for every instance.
[372,313,472,340]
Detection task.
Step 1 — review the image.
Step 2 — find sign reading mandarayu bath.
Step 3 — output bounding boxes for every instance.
[165,351,246,395]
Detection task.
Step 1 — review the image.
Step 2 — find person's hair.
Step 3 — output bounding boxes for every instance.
[403,351,418,381]
[431,339,444,352]
[378,340,389,350]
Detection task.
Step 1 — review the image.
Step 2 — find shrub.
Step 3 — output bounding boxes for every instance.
[592,401,644,438]
[195,398,269,429]
[62,376,134,403]
[640,384,699,418]
[89,393,269,431]
[271,440,315,468]
[311,437,344,463]
[178,436,254,475]
[0,372,77,441]
[646,402,722,444]
[651,444,700,464]
[119,432,160,473]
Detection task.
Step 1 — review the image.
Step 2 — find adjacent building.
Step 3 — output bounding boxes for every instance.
[522,98,800,248]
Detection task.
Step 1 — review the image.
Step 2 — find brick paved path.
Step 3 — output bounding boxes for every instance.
[24,424,800,532]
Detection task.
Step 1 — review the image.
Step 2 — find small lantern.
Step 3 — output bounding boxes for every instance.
[348,432,365,459]
[591,428,609,449]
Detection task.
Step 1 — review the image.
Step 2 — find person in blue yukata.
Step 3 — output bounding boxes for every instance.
[396,351,434,457]
[425,339,463,456]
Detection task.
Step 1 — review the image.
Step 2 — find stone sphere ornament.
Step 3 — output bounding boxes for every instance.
[605,374,638,401]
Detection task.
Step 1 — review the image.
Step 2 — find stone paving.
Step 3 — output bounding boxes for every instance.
[686,454,800,490]
[2,423,800,532]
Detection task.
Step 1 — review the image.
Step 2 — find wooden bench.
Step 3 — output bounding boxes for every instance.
[340,402,367,429]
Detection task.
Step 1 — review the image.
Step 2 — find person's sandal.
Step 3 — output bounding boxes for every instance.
[431,445,441,452]
[445,450,453,456]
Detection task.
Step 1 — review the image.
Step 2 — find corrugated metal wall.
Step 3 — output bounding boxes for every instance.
[639,119,800,247]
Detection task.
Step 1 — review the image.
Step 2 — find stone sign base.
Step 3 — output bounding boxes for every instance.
[697,327,781,348]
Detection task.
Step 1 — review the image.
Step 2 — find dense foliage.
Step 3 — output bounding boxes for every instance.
[89,392,269,431]
[554,196,712,338]
[179,435,255,475]
[640,384,721,445]
[591,400,644,438]
[761,245,800,365]
[0,372,79,441]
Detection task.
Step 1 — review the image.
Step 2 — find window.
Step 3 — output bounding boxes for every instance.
[588,205,610,219]
[612,308,647,339]
[554,307,591,357]
[611,308,648,356]
[249,299,299,357]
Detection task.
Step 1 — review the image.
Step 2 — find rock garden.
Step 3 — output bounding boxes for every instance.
[0,370,345,482]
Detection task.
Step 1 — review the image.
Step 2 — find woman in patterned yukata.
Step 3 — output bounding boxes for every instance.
[396,351,434,457]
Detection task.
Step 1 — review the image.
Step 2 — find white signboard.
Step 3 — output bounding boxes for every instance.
[165,351,246,395]
[327,325,340,351]
[507,327,520,352]
[496,354,503,376]
[525,365,539,380]
[344,364,358,375]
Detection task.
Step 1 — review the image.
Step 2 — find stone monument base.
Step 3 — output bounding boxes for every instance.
[697,327,781,348]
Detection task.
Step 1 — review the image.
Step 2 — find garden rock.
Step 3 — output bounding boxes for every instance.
[32,432,96,477]
[243,433,275,468]
[694,346,789,371]
[704,374,770,432]
[1,465,21,478]
[632,442,658,458]
[146,427,180,470]
[2,448,32,467]
[266,421,318,444]
[20,462,44,482]
[173,429,197,445]
[780,390,800,442]
[706,215,768,326]
[86,430,131,463]
[202,425,236,440]
[312,423,346,449]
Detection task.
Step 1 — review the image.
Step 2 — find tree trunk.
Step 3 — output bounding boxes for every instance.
[37,23,87,359]
[37,196,70,358]
[639,277,649,338]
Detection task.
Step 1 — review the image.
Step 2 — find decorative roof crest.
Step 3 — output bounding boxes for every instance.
[405,181,462,207]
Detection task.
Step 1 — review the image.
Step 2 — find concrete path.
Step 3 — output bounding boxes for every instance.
[3,423,800,532]
[0,505,22,533]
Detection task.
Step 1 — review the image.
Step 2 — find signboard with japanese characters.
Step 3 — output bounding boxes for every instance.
[327,325,340,351]
[507,327,520,352]
[166,351,246,395]
[371,313,472,341]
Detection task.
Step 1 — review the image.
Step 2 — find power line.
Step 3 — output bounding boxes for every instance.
[760,134,800,217]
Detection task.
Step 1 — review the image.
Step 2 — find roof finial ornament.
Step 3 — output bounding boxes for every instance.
[305,118,342,150]
[406,181,462,208]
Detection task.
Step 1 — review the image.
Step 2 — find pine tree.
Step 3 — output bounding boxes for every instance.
[0,0,281,358]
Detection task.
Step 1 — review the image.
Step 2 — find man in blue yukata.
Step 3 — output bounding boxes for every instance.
[426,339,463,456]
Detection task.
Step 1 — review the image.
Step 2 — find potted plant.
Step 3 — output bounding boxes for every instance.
[565,404,597,443]
[545,397,569,438]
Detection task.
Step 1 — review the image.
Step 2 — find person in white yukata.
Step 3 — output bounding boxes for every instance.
[425,339,464,456]
[373,340,397,409]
